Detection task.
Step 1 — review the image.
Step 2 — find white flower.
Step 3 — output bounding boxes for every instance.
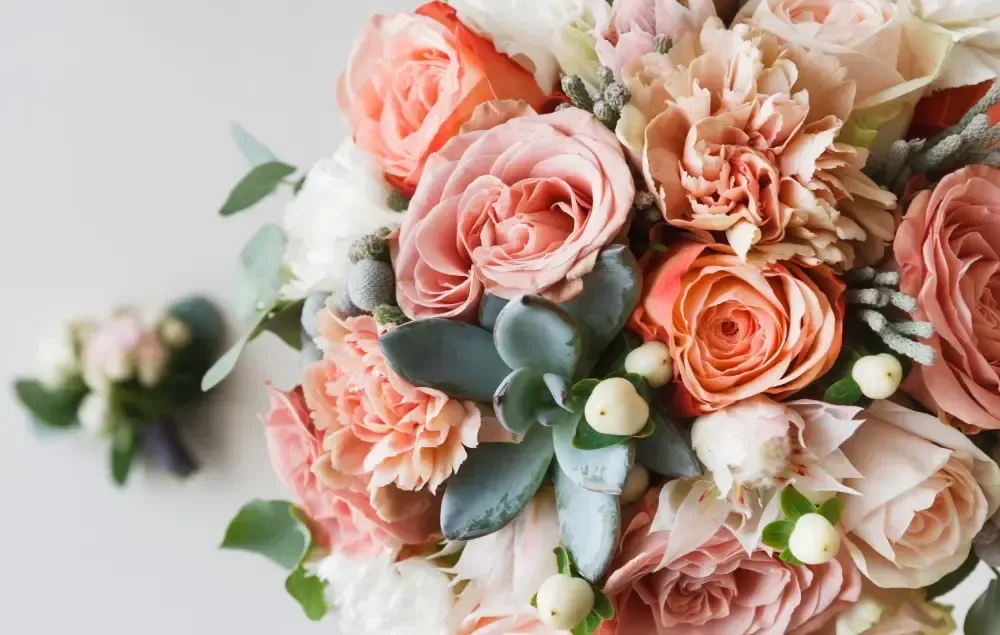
[78,392,114,436]
[281,140,399,299]
[449,0,611,92]
[912,0,1000,89]
[834,584,955,635]
[315,552,455,635]
[36,321,81,389]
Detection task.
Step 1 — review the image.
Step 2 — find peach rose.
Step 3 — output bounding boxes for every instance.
[630,242,844,414]
[599,488,861,635]
[617,19,898,268]
[306,309,485,493]
[262,387,439,557]
[895,165,1000,432]
[394,105,635,320]
[338,2,547,195]
[838,400,1000,589]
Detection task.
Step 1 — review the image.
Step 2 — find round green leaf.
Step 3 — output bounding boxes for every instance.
[221,500,313,570]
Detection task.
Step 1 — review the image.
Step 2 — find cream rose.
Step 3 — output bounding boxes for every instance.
[839,400,1000,589]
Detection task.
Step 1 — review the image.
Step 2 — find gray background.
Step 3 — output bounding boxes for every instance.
[0,0,990,633]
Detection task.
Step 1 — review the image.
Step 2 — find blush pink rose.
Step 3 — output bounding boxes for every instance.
[895,165,1000,432]
[338,2,547,196]
[306,310,486,494]
[263,386,440,557]
[394,105,635,320]
[629,242,844,415]
[598,489,861,635]
[838,400,1000,589]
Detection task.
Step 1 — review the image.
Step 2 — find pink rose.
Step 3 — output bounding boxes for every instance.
[338,2,547,196]
[599,489,861,635]
[263,386,440,557]
[629,243,844,415]
[895,165,1000,432]
[306,310,485,494]
[838,400,1000,589]
[394,105,635,320]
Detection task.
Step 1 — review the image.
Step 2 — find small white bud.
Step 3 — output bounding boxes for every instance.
[78,392,115,437]
[536,574,594,631]
[585,377,650,436]
[788,513,842,565]
[621,464,650,505]
[624,341,673,387]
[36,322,80,389]
[851,353,903,400]
[159,317,191,348]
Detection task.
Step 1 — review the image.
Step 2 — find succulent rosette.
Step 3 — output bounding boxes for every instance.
[209,0,1000,633]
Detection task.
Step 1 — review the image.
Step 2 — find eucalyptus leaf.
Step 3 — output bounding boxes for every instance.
[478,293,509,331]
[966,577,1000,635]
[494,295,583,378]
[553,412,633,494]
[220,161,296,216]
[494,368,548,435]
[236,224,287,322]
[561,246,642,374]
[230,121,279,166]
[925,551,980,600]
[380,318,511,402]
[285,567,328,621]
[554,464,621,583]
[441,426,554,540]
[14,378,87,428]
[201,299,305,391]
[634,408,701,478]
[221,500,313,570]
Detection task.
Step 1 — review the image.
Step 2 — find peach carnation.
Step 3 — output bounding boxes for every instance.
[617,18,897,268]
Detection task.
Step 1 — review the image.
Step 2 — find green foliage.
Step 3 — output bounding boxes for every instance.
[495,368,549,434]
[284,567,328,621]
[780,486,817,522]
[925,551,980,600]
[818,497,844,526]
[441,426,554,540]
[234,223,287,322]
[591,330,641,379]
[555,546,572,575]
[780,550,804,566]
[553,411,633,494]
[762,521,795,551]
[220,500,313,570]
[554,464,621,583]
[14,377,87,428]
[219,161,296,216]
[478,293,509,331]
[824,377,863,405]
[110,424,138,486]
[966,576,1000,635]
[380,318,511,402]
[494,296,583,379]
[229,122,278,166]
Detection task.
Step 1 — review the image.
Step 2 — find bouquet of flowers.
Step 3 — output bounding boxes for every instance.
[211,1,1000,633]
[16,297,222,484]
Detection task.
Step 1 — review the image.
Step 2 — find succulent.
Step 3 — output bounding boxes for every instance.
[379,246,700,582]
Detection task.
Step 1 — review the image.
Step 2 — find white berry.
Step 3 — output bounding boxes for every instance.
[159,317,191,348]
[78,392,115,437]
[536,574,594,631]
[585,377,650,436]
[851,354,903,400]
[621,464,650,504]
[788,513,842,565]
[624,341,673,387]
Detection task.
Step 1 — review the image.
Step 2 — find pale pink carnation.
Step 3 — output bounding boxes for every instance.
[617,19,897,268]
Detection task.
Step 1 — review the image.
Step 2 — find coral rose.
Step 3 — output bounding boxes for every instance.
[394,104,635,320]
[598,488,861,635]
[630,242,844,414]
[306,309,486,494]
[338,2,547,195]
[838,400,1000,589]
[617,19,898,267]
[262,386,439,557]
[895,165,1000,431]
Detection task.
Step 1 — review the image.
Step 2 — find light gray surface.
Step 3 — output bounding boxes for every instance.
[0,0,991,633]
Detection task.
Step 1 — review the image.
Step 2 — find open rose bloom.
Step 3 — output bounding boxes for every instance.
[211,0,1000,632]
